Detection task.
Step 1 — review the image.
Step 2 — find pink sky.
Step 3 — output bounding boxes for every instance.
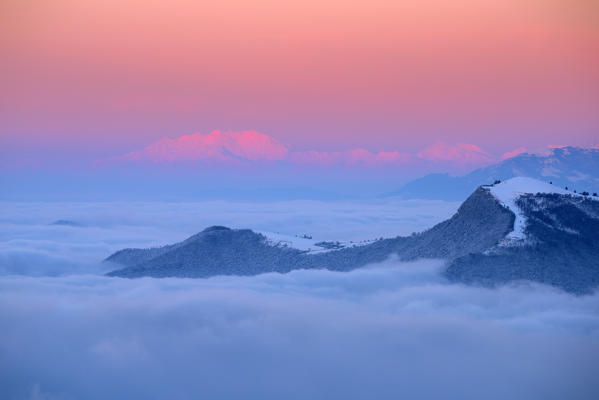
[1,0,598,164]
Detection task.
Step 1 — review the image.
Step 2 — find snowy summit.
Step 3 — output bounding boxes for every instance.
[487,176,585,240]
[258,231,375,253]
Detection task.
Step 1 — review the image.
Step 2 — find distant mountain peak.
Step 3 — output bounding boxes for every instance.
[202,226,232,233]
[100,129,554,172]
[391,146,599,201]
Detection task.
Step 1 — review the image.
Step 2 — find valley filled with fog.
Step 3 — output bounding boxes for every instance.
[1,199,598,400]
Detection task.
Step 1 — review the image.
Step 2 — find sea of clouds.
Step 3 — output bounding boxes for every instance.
[1,200,598,399]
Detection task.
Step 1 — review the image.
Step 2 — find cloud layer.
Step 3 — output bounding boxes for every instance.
[1,201,598,399]
[1,263,598,400]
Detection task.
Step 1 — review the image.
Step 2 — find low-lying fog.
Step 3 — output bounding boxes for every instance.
[1,200,598,400]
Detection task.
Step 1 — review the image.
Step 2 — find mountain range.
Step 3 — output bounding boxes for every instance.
[390,146,599,201]
[106,177,599,294]
[104,130,499,170]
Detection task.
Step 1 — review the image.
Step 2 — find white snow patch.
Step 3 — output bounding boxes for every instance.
[257,231,376,253]
[258,231,324,252]
[487,177,583,241]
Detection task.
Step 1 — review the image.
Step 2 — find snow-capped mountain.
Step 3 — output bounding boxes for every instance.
[107,177,599,293]
[391,146,599,201]
[446,178,599,293]
[488,176,588,241]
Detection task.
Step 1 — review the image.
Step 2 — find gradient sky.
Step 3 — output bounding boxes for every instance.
[1,0,598,164]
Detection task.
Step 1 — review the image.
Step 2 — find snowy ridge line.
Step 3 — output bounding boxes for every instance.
[485,176,597,241]
[257,231,377,253]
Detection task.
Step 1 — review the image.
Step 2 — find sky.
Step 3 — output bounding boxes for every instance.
[1,0,598,167]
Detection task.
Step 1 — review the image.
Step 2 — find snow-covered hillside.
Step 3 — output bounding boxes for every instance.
[487,176,592,240]
[258,231,375,253]
[106,181,599,293]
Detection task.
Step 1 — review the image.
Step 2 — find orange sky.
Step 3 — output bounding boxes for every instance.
[1,0,598,159]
